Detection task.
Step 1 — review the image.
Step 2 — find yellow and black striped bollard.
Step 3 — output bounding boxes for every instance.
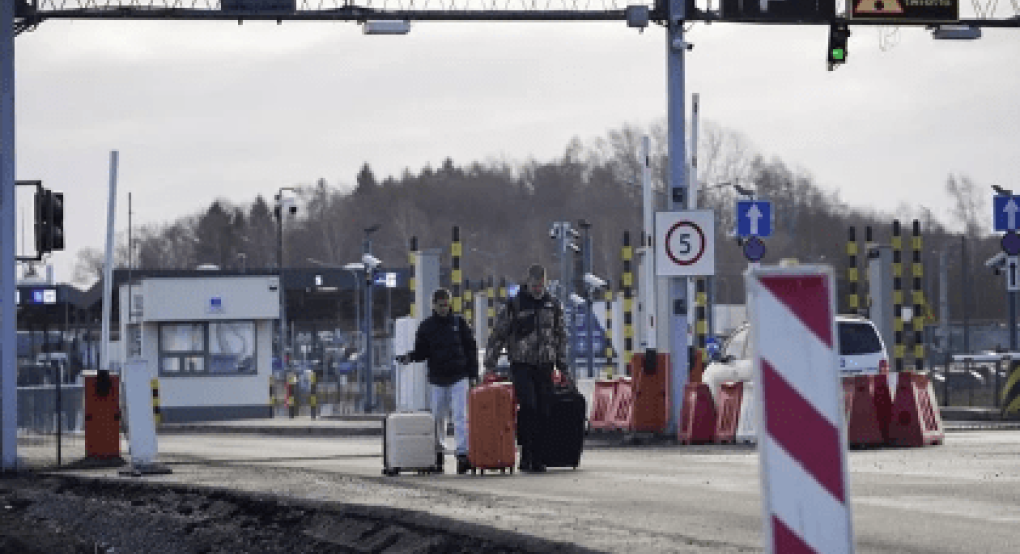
[287,373,297,418]
[150,378,162,426]
[409,236,417,319]
[622,231,634,371]
[911,220,926,371]
[846,226,859,315]
[269,374,276,417]
[309,371,318,419]
[892,220,905,372]
[452,226,462,315]
[604,281,615,380]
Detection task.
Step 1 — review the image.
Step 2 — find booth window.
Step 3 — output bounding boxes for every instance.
[158,321,256,376]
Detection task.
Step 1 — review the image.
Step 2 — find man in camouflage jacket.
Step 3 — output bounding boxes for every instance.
[483,264,569,473]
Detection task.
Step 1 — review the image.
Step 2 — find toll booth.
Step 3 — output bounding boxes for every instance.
[119,275,280,423]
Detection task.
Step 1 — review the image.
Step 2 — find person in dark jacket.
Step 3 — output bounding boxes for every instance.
[396,288,479,474]
[483,264,569,473]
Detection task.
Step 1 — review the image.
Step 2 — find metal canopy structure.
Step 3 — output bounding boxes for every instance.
[12,0,1020,31]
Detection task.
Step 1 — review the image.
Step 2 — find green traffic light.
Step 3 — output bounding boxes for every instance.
[832,48,845,61]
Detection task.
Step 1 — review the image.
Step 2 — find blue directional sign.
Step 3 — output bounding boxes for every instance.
[994,195,1020,232]
[736,200,772,238]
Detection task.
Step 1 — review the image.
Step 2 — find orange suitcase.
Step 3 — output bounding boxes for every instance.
[467,382,517,474]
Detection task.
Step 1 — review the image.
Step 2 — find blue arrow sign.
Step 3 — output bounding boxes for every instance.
[994,195,1020,232]
[736,200,772,237]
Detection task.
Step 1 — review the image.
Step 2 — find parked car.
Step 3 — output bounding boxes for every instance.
[701,315,889,401]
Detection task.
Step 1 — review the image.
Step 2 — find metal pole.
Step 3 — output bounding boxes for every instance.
[961,235,970,354]
[101,152,118,373]
[584,227,594,379]
[1,0,18,470]
[666,0,689,436]
[363,235,374,413]
[1010,291,1017,352]
[277,202,286,372]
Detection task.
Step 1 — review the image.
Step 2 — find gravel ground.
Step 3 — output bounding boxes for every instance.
[0,473,601,554]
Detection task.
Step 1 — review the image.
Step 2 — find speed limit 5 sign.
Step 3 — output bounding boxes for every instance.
[655,210,716,277]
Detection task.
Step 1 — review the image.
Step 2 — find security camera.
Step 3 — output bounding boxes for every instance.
[985,252,1008,274]
[362,254,382,268]
[549,223,562,240]
[584,273,606,290]
[671,38,694,51]
[278,196,297,215]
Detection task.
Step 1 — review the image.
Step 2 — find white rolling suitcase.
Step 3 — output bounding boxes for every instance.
[382,411,441,476]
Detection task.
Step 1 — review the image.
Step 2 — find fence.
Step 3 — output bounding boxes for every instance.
[270,372,396,417]
[930,354,1014,408]
[14,384,87,469]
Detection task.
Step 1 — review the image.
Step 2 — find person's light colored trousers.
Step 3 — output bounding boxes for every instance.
[431,378,469,456]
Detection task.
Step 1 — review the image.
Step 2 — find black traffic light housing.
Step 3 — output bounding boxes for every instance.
[34,188,64,254]
[828,21,850,71]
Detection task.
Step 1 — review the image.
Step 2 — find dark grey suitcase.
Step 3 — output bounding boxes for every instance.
[541,385,586,469]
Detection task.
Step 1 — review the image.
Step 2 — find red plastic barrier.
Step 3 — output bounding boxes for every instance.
[873,373,893,439]
[589,379,619,431]
[678,382,716,445]
[84,371,121,459]
[627,352,670,433]
[843,375,886,447]
[887,372,945,447]
[608,379,634,430]
[714,381,744,444]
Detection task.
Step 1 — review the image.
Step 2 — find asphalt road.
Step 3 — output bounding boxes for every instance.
[50,429,1020,554]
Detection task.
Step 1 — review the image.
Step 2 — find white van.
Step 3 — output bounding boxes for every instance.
[701,315,889,402]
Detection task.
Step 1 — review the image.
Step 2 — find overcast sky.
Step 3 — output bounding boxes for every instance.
[11,6,1020,282]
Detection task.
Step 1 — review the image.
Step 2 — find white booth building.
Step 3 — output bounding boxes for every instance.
[119,274,280,423]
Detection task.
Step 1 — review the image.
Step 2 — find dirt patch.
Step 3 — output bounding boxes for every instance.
[0,474,600,554]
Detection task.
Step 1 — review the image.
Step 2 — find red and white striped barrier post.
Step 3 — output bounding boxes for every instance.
[746,265,854,554]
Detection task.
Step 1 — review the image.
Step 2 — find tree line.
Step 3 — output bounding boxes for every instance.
[71,119,1008,324]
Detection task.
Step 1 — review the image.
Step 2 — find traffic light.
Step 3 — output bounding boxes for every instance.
[34,188,65,254]
[827,21,850,71]
[50,191,64,251]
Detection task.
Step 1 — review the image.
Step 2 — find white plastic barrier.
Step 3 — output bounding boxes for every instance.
[394,317,430,412]
[123,360,158,466]
[735,380,757,445]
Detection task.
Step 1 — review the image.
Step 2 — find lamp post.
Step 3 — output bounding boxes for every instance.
[342,262,365,370]
[275,187,296,370]
[362,224,382,412]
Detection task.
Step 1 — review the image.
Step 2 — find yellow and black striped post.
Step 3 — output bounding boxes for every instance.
[695,278,708,360]
[622,231,634,370]
[409,236,417,319]
[892,220,905,372]
[846,226,859,315]
[269,374,276,417]
[150,378,162,426]
[1002,361,1020,415]
[463,278,474,328]
[865,226,874,312]
[911,220,925,371]
[287,372,297,418]
[486,276,495,336]
[309,371,318,419]
[604,281,615,380]
[451,226,463,315]
[499,277,507,306]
